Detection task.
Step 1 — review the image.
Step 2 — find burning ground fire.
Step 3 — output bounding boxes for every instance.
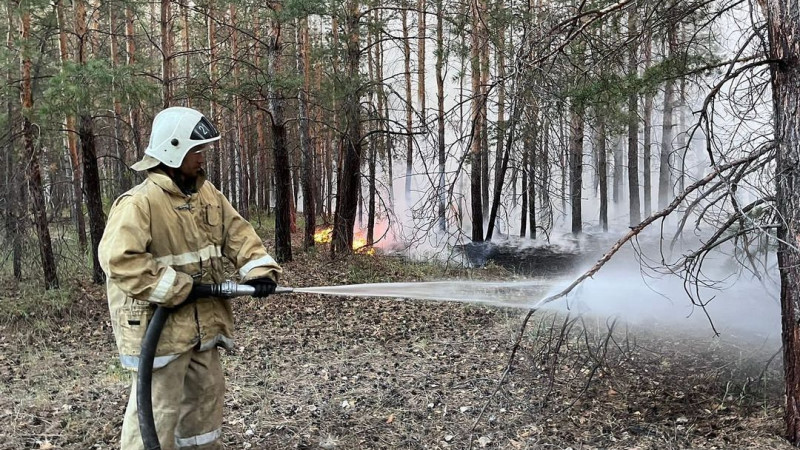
[313,226,376,255]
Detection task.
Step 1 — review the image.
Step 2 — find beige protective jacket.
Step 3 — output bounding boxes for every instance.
[99,170,281,370]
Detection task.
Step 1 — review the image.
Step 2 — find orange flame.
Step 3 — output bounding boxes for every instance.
[313,227,333,244]
[313,226,375,255]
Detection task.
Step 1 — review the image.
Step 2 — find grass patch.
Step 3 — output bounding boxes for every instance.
[0,277,78,326]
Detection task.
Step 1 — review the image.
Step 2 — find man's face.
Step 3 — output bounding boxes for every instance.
[179,144,207,179]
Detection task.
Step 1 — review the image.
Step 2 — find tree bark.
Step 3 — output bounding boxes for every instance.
[528,123,538,239]
[79,116,106,283]
[267,10,292,262]
[231,4,249,220]
[642,25,653,217]
[125,7,143,161]
[658,20,677,209]
[206,1,220,186]
[436,0,446,232]
[20,5,59,288]
[74,0,105,283]
[480,18,490,220]
[56,0,87,251]
[297,17,315,250]
[5,0,20,279]
[598,114,608,231]
[417,0,425,113]
[160,0,172,108]
[765,0,800,444]
[569,103,584,236]
[332,1,363,255]
[469,0,483,242]
[109,2,131,195]
[402,4,413,206]
[627,7,641,226]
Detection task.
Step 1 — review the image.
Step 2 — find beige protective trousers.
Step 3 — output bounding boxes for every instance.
[120,348,225,450]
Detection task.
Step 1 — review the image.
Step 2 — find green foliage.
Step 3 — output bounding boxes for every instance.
[283,0,328,19]
[40,60,157,118]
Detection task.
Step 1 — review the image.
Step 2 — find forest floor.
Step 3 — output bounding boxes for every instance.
[0,233,792,449]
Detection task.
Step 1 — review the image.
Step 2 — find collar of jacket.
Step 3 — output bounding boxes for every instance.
[147,169,207,197]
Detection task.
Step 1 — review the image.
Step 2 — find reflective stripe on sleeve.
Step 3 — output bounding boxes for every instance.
[148,266,177,303]
[239,255,277,278]
[175,428,221,448]
[154,244,223,267]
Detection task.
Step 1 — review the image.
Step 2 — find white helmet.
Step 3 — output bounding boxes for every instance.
[131,107,220,171]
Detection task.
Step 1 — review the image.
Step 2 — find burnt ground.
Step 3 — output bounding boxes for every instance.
[0,245,791,450]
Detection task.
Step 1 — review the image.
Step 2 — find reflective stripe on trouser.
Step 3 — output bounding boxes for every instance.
[120,347,225,450]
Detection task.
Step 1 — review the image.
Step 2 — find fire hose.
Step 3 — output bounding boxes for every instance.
[137,281,293,450]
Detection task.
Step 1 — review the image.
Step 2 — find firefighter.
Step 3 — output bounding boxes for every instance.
[98,106,282,450]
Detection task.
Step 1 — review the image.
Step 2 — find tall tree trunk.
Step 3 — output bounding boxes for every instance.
[627,7,641,226]
[383,55,394,211]
[267,10,292,262]
[5,0,20,279]
[365,13,377,245]
[332,1,363,255]
[677,73,688,194]
[486,92,520,240]
[160,0,172,108]
[765,0,800,444]
[297,17,315,249]
[537,117,548,234]
[328,16,339,222]
[417,0,425,114]
[658,21,677,209]
[493,23,507,218]
[520,144,528,237]
[80,116,106,283]
[642,26,653,217]
[598,113,608,231]
[436,0,446,232]
[56,0,87,250]
[569,102,583,236]
[181,0,190,106]
[469,0,483,242]
[373,13,391,215]
[75,0,105,284]
[231,4,249,220]
[109,2,131,194]
[613,136,623,204]
[402,4,413,206]
[206,1,220,186]
[480,18,490,219]
[20,5,59,288]
[529,121,538,239]
[125,7,143,160]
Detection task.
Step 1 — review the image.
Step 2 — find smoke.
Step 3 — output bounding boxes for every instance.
[540,234,781,345]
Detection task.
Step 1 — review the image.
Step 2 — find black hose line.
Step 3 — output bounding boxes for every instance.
[137,305,169,450]
[136,285,214,450]
[135,282,267,449]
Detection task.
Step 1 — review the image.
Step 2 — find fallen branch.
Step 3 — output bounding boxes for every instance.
[533,144,775,309]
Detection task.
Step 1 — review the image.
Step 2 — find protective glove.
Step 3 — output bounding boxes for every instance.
[244,277,277,298]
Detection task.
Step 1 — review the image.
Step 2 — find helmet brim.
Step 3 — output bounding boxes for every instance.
[130,154,162,171]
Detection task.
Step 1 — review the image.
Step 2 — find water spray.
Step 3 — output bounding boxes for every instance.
[139,279,561,449]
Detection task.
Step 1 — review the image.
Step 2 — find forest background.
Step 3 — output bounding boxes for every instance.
[3,0,800,447]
